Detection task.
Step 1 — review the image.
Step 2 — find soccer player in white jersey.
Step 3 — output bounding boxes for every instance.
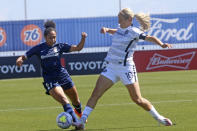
[74,8,173,130]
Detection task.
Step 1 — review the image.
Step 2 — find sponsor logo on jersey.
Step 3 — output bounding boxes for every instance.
[40,47,59,59]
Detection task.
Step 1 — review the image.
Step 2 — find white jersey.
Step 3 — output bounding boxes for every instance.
[105,25,146,66]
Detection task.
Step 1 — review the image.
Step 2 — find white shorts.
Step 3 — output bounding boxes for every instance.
[101,63,138,85]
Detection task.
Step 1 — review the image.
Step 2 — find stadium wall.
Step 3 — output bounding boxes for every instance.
[0,12,197,79]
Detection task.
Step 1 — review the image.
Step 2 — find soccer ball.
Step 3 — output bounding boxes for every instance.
[56,112,73,129]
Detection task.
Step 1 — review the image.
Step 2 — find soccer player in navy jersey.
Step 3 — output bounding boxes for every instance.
[74,8,173,130]
[16,20,87,127]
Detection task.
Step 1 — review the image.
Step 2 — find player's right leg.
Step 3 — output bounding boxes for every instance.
[86,75,114,108]
[74,75,114,130]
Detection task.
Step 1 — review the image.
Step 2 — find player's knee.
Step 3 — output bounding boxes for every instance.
[132,98,143,105]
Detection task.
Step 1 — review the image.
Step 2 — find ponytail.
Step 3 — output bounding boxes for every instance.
[119,8,151,32]
[134,13,151,32]
[44,20,56,37]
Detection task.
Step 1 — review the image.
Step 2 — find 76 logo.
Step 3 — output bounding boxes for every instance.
[21,24,42,46]
[0,27,6,47]
[0,30,3,42]
[24,28,39,41]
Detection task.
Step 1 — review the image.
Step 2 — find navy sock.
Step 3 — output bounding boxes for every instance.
[73,103,82,114]
[63,104,78,122]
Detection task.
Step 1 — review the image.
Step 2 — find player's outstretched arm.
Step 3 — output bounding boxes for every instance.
[145,35,172,48]
[100,27,117,34]
[16,55,26,67]
[70,32,87,52]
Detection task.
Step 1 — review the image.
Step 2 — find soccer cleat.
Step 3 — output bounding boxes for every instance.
[156,116,173,126]
[74,108,82,118]
[72,121,85,130]
[74,109,88,123]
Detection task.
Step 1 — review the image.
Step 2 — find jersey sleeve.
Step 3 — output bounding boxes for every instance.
[132,27,147,40]
[25,44,40,59]
[139,33,147,40]
[59,43,71,53]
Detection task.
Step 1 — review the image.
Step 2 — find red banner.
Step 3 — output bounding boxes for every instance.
[134,48,197,72]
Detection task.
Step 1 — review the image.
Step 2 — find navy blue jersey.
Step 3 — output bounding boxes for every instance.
[25,42,71,80]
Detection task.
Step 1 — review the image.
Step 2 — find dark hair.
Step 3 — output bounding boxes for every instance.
[44,20,56,37]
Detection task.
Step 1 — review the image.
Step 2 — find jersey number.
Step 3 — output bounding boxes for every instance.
[125,72,133,80]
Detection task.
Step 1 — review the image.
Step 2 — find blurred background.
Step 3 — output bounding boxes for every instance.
[0,0,196,21]
[0,0,197,79]
[0,2,197,131]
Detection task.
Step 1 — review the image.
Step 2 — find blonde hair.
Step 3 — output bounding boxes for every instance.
[119,8,151,31]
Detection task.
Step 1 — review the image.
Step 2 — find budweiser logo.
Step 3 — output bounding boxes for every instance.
[146,51,196,70]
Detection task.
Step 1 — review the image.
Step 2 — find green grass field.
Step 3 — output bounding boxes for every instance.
[0,70,197,131]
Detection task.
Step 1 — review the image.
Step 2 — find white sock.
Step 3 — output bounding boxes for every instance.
[149,105,163,119]
[81,106,93,123]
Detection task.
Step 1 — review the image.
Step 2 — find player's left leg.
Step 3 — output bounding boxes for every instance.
[126,82,152,110]
[125,82,173,126]
[119,64,173,126]
[64,86,82,118]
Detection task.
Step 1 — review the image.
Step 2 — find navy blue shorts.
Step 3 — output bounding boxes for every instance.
[42,75,74,95]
